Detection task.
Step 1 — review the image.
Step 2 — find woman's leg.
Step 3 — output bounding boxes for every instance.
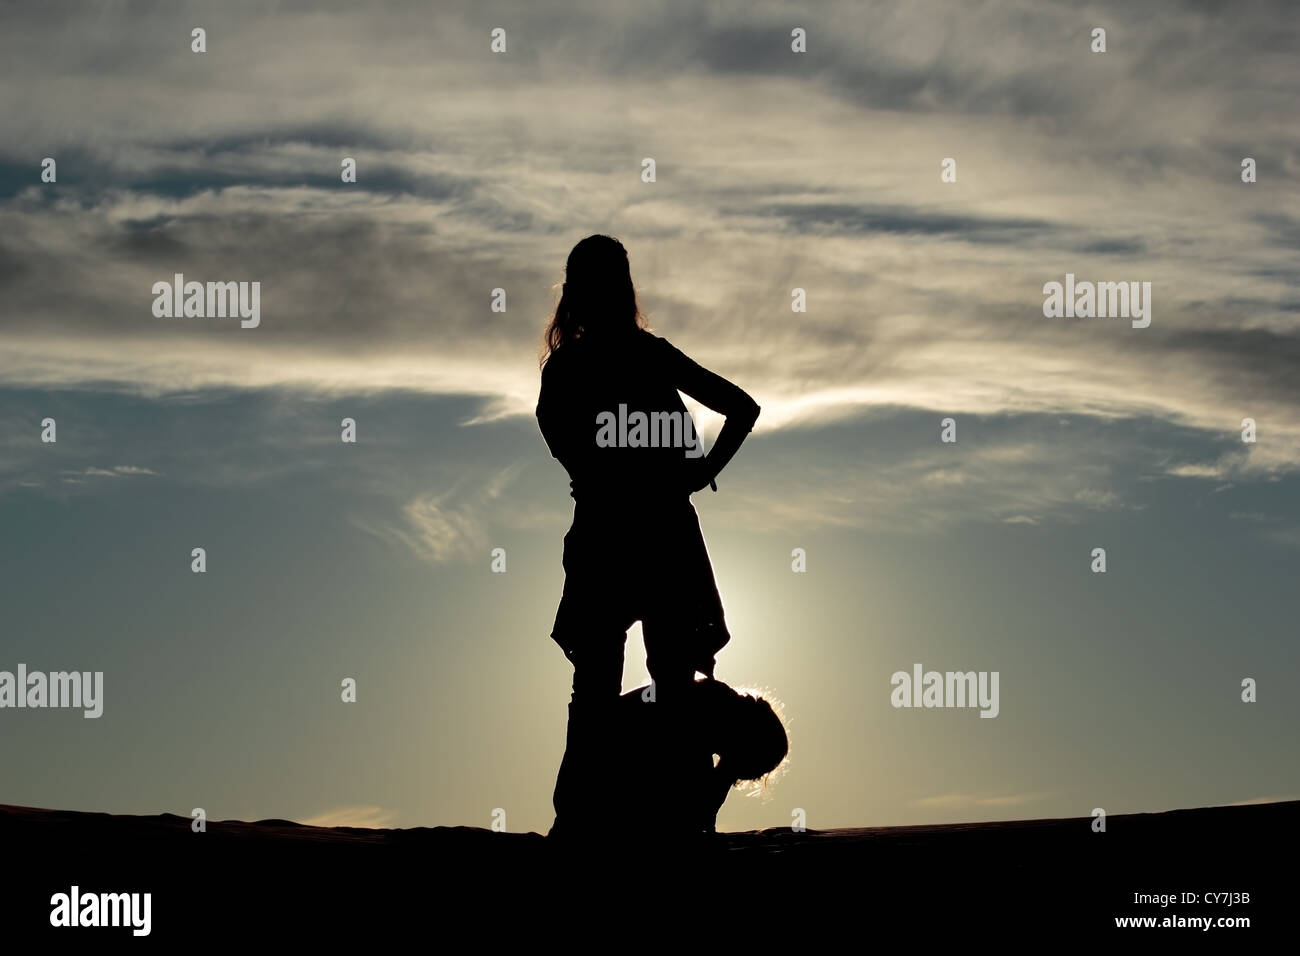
[642,618,702,701]
[550,631,627,833]
[639,617,716,833]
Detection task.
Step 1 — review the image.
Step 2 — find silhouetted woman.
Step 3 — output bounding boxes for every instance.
[537,234,760,837]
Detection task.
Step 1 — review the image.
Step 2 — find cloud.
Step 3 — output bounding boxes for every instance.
[299,805,398,829]
[914,792,1049,809]
[1072,488,1132,512]
[352,464,524,564]
[75,465,161,479]
[1167,462,1230,479]
[1228,511,1276,524]
[1003,515,1039,525]
[702,419,1179,535]
[744,201,1055,244]
[0,0,1297,509]
[1223,795,1300,807]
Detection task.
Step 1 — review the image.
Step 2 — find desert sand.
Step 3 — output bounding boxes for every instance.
[1,799,1288,940]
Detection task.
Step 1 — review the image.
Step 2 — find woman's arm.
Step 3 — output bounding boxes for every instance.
[660,338,760,491]
[536,354,577,474]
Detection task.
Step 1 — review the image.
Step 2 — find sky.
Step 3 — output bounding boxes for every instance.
[0,0,1297,834]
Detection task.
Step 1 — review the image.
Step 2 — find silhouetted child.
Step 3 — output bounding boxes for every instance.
[537,235,760,835]
[617,678,789,836]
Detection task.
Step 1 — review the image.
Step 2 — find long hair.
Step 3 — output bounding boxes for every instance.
[541,234,647,364]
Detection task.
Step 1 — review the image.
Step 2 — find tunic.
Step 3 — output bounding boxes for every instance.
[536,328,758,671]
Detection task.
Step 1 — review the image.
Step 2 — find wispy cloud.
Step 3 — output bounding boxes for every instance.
[352,464,525,564]
[72,465,161,479]
[1166,462,1231,479]
[913,792,1050,810]
[0,0,1296,482]
[1223,795,1300,807]
[299,805,398,829]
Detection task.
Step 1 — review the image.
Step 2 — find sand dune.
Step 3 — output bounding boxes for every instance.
[1,800,1289,940]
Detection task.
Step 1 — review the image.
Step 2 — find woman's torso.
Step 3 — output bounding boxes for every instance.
[538,329,700,508]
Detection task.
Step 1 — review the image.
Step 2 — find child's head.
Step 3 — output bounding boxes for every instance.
[699,680,789,785]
